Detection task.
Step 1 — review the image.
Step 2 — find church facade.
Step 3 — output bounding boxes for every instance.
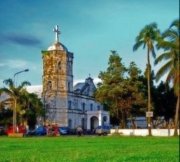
[42,25,109,130]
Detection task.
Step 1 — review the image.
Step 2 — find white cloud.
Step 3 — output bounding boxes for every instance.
[0,59,37,70]
[26,85,42,98]
[73,77,101,86]
[0,59,27,68]
[93,78,102,85]
[8,59,28,68]
[0,63,5,67]
[73,79,85,85]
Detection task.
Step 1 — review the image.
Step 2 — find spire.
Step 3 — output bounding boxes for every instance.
[53,25,60,43]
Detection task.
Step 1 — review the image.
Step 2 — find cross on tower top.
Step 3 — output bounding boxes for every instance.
[53,25,60,43]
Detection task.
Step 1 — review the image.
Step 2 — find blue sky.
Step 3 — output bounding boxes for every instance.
[0,0,179,87]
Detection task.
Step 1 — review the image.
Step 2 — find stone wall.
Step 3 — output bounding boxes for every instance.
[110,129,179,136]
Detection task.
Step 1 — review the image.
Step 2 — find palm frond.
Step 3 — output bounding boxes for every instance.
[18,81,31,90]
[133,40,144,51]
[154,52,171,65]
[163,29,179,41]
[155,60,172,82]
[0,88,13,96]
[133,22,159,53]
[151,46,156,58]
[149,22,158,29]
[3,79,14,89]
[169,19,179,29]
[166,69,174,83]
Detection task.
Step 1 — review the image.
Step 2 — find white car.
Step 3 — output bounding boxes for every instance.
[95,125,111,135]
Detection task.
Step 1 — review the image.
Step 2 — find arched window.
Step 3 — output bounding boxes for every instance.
[57,61,61,70]
[47,81,52,90]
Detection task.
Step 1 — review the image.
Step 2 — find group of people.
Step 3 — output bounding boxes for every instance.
[45,124,59,136]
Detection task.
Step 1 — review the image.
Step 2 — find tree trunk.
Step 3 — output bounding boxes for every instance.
[121,109,126,128]
[174,94,179,136]
[147,48,152,136]
[13,97,17,133]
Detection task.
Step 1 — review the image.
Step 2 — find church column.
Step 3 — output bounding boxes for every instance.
[98,112,102,126]
[87,116,90,130]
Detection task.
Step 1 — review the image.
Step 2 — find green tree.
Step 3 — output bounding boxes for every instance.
[152,82,176,123]
[0,78,30,132]
[95,51,146,127]
[23,92,44,129]
[155,19,179,136]
[16,90,44,129]
[0,79,44,130]
[133,23,160,135]
[127,62,146,118]
[95,51,127,126]
[0,107,13,126]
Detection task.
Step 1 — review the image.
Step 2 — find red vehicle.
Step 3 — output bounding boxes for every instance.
[6,125,26,135]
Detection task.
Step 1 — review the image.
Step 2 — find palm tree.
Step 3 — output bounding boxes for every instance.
[155,19,179,136]
[133,23,160,135]
[0,78,30,133]
[21,92,43,128]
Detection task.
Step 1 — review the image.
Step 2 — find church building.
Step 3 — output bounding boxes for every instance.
[42,25,109,131]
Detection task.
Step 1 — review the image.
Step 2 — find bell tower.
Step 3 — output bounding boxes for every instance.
[42,25,73,126]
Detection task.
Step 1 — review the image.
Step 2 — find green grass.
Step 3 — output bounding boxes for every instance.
[0,136,179,162]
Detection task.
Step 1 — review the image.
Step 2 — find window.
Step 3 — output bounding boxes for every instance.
[82,103,85,111]
[47,81,52,90]
[68,82,71,91]
[81,118,85,129]
[103,116,107,122]
[73,99,78,108]
[68,119,72,129]
[97,105,101,111]
[68,101,72,109]
[90,103,93,111]
[57,61,61,70]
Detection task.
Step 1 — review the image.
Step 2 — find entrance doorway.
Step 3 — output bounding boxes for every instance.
[90,116,98,130]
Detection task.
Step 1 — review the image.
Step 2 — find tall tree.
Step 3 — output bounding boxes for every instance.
[133,23,160,135]
[155,19,179,136]
[22,92,44,129]
[127,62,146,118]
[95,51,146,127]
[95,51,127,126]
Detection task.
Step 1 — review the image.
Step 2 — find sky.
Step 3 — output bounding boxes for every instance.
[0,0,179,88]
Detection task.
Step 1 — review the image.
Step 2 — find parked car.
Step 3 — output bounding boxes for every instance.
[0,126,7,136]
[58,127,70,135]
[95,125,111,135]
[35,126,47,135]
[5,125,27,135]
[26,126,46,136]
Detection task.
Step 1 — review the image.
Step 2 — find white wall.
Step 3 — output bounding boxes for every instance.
[110,129,179,136]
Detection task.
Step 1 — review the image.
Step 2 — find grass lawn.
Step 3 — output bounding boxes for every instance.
[0,136,179,162]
